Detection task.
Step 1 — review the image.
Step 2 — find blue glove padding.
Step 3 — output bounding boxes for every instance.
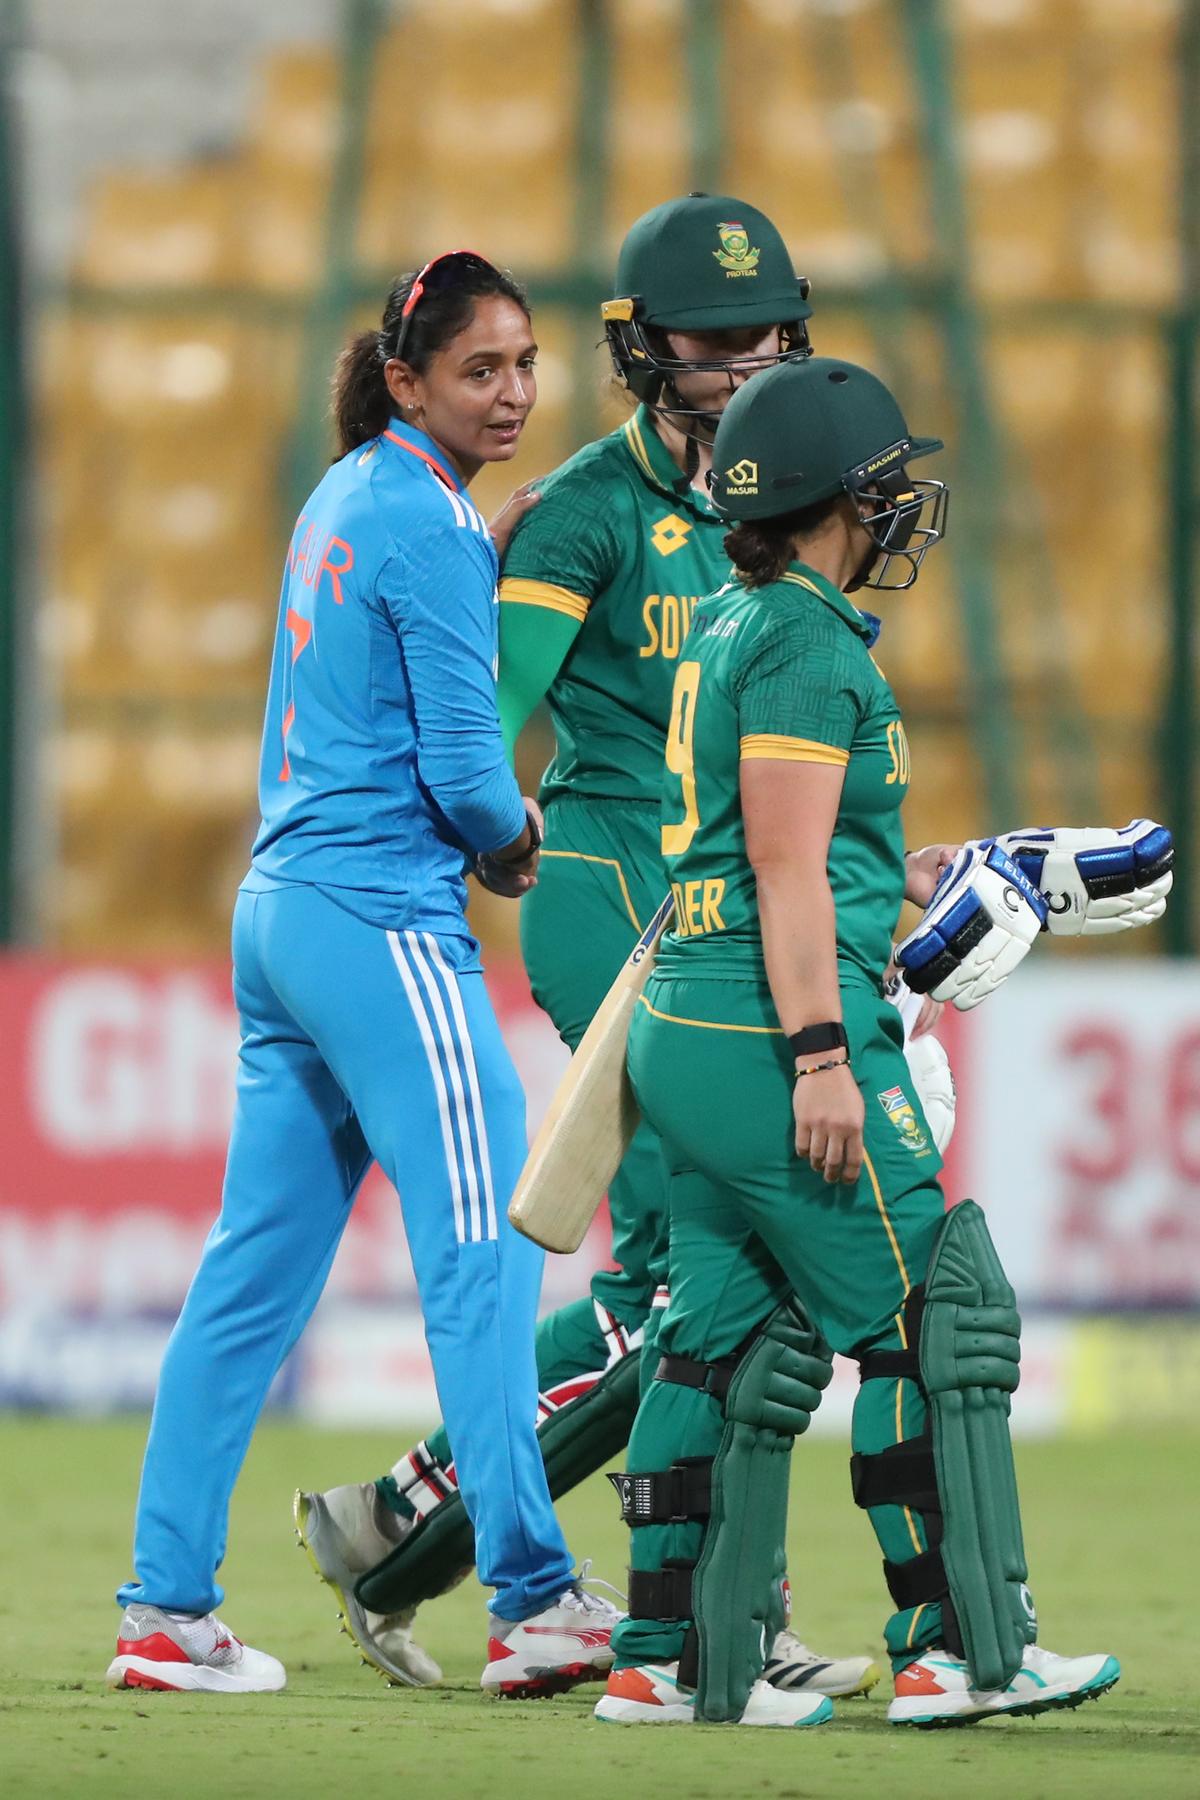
[993,819,1173,936]
[896,843,1048,1009]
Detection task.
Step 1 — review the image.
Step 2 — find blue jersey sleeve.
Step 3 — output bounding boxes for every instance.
[382,513,526,857]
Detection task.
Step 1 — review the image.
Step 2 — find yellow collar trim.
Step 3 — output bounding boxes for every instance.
[622,414,656,483]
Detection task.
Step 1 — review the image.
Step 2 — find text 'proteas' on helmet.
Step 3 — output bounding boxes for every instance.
[708,357,949,591]
[602,193,813,419]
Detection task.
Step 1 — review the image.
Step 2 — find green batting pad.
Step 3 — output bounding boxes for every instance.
[921,1199,1034,1690]
[692,1300,832,1723]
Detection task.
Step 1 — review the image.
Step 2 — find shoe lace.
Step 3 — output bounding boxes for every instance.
[566,1558,626,1618]
[769,1629,815,1661]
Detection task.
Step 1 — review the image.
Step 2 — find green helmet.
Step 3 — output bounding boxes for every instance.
[603,193,813,426]
[710,357,948,591]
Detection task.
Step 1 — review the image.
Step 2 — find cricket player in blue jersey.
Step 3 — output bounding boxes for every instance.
[107,253,620,1699]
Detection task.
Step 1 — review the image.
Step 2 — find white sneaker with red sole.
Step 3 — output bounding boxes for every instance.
[594,1660,833,1727]
[481,1573,622,1699]
[888,1643,1121,1727]
[106,1603,287,1694]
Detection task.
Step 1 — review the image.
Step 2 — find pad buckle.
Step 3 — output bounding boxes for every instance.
[608,1460,711,1526]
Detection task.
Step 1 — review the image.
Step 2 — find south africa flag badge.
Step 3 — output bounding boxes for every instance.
[877,1085,932,1157]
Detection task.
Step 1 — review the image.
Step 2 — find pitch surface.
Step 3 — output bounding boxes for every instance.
[2,1418,1193,1798]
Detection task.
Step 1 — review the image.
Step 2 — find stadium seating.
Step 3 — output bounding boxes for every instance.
[38,0,1184,949]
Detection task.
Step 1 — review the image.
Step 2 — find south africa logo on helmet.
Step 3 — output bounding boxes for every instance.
[714,220,760,277]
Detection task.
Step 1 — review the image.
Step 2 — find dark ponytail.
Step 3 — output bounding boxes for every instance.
[724,494,843,587]
[331,331,392,458]
[331,261,531,458]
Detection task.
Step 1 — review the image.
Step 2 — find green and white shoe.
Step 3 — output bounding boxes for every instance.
[595,1660,833,1727]
[888,1644,1120,1727]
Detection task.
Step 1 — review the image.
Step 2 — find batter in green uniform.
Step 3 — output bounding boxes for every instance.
[595,356,1121,1729]
[496,195,812,1366]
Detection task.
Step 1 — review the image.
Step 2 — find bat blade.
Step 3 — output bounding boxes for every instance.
[507,894,674,1253]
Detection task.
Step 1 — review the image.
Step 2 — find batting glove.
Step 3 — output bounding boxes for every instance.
[895,842,1049,1010]
[903,1031,957,1154]
[992,819,1173,936]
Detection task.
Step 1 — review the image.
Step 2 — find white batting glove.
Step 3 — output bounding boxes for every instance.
[993,819,1173,936]
[895,843,1049,1010]
[904,1031,957,1153]
[883,970,957,1152]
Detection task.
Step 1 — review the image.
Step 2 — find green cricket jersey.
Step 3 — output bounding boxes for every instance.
[500,405,731,805]
[655,564,911,990]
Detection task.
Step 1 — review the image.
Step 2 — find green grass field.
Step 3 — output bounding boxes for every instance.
[2,1417,1195,1799]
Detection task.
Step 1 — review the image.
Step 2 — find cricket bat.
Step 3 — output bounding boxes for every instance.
[508,894,675,1253]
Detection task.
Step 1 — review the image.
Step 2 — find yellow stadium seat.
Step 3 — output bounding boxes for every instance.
[725,1,926,277]
[247,45,340,173]
[43,316,286,436]
[76,166,242,288]
[241,48,340,292]
[604,0,691,256]
[901,723,984,850]
[59,803,257,953]
[357,3,576,272]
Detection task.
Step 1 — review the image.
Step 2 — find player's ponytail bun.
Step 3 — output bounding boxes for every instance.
[331,330,392,458]
[724,495,843,589]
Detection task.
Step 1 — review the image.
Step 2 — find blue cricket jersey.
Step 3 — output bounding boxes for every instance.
[249,419,526,937]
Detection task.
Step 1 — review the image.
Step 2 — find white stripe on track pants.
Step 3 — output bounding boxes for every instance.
[117,881,574,1622]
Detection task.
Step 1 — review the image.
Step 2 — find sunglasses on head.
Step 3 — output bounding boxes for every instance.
[388,249,499,366]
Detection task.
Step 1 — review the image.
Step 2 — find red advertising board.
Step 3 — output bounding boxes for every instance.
[0,954,579,1406]
[1,951,1194,1413]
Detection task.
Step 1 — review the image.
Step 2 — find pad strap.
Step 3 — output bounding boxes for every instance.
[884,1544,947,1612]
[655,1352,738,1401]
[883,1549,966,1659]
[608,1460,711,1526]
[627,1560,695,1620]
[858,1288,926,1384]
[859,1348,920,1381]
[850,1436,941,1515]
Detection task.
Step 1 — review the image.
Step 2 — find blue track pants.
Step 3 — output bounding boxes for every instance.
[117,881,574,1621]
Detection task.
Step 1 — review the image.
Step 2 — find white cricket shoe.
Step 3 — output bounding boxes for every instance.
[294,1484,442,1687]
[595,1660,833,1727]
[765,1628,881,1698]
[888,1643,1121,1727]
[481,1573,622,1699]
[106,1603,286,1693]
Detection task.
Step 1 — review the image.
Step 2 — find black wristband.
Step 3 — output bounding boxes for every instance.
[492,803,542,867]
[788,1021,848,1058]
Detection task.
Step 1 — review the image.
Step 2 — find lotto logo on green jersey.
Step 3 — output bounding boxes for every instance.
[651,513,694,557]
